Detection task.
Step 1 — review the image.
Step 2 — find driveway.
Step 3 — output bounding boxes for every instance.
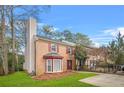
[79,72,124,87]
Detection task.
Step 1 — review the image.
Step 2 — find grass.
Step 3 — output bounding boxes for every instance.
[0,71,96,87]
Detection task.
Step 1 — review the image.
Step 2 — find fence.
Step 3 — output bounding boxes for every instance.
[83,64,124,73]
[0,66,4,75]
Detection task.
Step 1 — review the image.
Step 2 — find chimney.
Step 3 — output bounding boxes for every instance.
[24,17,37,75]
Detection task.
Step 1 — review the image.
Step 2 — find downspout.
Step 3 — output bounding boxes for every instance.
[34,39,37,76]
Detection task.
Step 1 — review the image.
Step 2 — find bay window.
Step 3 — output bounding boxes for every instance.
[46,59,62,73]
[46,59,52,72]
[53,59,62,72]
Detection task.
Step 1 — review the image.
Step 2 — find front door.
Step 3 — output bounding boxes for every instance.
[67,60,72,70]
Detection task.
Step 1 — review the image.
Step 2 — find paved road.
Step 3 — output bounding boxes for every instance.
[79,72,124,87]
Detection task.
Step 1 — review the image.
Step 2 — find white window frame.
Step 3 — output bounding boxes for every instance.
[46,59,62,73]
[53,59,62,72]
[46,59,52,73]
[51,43,57,53]
[68,47,72,54]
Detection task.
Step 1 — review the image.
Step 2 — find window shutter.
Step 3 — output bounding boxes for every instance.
[48,42,51,52]
[72,48,75,55]
[57,44,59,53]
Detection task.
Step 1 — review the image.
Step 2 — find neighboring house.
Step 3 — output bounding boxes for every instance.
[85,47,106,69]
[24,18,76,75]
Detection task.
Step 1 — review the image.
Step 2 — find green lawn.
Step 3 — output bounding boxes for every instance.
[0,71,96,87]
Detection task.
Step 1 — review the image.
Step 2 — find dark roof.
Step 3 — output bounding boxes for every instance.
[35,35,95,49]
[35,35,75,47]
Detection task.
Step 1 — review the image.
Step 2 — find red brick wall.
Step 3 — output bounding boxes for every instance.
[35,39,75,76]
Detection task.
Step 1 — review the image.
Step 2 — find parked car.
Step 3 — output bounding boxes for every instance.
[118,65,124,71]
[121,65,124,71]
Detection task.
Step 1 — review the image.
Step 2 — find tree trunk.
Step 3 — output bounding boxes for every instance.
[15,42,19,71]
[10,7,16,72]
[1,6,8,75]
[2,44,8,75]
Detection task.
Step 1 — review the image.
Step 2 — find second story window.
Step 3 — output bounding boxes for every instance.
[66,47,72,54]
[51,43,57,52]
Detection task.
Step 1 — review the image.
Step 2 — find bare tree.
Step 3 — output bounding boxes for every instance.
[5,5,50,71]
[0,6,8,74]
[0,5,51,73]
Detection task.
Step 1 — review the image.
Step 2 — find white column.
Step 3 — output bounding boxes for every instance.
[24,17,37,74]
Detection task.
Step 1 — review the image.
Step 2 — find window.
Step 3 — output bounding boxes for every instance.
[53,59,62,72]
[51,44,57,52]
[46,59,52,72]
[67,47,72,54]
[46,59,62,73]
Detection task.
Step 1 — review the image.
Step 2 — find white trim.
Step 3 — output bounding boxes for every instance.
[61,60,63,72]
[51,43,57,53]
[46,59,63,73]
[68,47,72,54]
[46,59,52,73]
[53,59,62,72]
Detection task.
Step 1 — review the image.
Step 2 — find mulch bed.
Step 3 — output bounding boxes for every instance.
[33,71,75,80]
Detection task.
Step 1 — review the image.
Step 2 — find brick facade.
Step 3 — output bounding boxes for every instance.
[24,18,76,76]
[35,39,76,76]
